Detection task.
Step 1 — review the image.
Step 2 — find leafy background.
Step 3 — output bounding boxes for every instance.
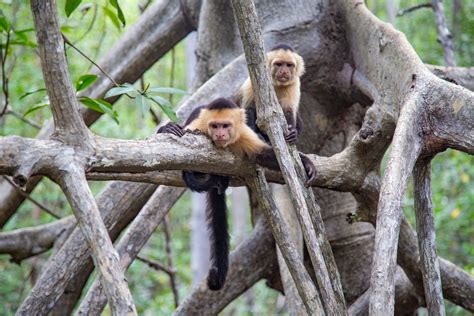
[0,0,472,314]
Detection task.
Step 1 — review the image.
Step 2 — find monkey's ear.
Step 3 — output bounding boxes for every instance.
[295,53,305,77]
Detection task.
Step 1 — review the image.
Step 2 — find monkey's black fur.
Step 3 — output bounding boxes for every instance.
[205,187,229,290]
[270,43,294,52]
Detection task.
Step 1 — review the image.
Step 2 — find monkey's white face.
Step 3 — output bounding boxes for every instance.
[208,120,235,147]
[272,59,296,86]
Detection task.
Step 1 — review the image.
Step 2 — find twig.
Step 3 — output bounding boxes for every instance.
[61,33,119,87]
[136,255,175,275]
[73,4,99,45]
[2,176,61,219]
[1,26,11,116]
[397,3,432,17]
[163,215,179,307]
[431,0,456,66]
[6,107,41,129]
[168,48,176,104]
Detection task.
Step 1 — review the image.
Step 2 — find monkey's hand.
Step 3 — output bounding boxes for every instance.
[157,122,184,137]
[285,125,298,145]
[300,153,316,187]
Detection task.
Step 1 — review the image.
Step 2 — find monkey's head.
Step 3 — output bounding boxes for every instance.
[267,44,305,87]
[202,99,245,148]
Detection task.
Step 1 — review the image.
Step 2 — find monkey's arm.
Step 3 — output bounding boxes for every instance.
[156,106,206,137]
[254,148,316,187]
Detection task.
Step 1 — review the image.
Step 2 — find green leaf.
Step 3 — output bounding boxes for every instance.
[75,74,98,92]
[19,88,47,100]
[79,97,119,124]
[150,95,172,107]
[150,96,177,123]
[103,6,121,31]
[23,101,49,117]
[109,0,126,26]
[79,96,104,113]
[147,87,189,95]
[65,0,82,17]
[104,84,137,99]
[135,95,150,118]
[0,13,10,32]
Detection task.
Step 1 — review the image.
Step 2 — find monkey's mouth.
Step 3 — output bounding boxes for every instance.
[277,76,290,82]
[214,139,228,147]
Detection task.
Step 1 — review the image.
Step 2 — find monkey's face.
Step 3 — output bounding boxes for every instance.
[271,59,296,86]
[208,120,235,148]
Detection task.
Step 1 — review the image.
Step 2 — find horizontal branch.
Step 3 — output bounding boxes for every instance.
[0,217,75,263]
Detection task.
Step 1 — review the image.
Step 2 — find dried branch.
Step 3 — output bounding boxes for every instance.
[397,3,432,17]
[18,181,156,314]
[175,219,276,315]
[30,0,90,143]
[76,186,184,315]
[247,169,323,314]
[0,0,202,227]
[413,160,445,314]
[2,176,60,219]
[52,168,137,315]
[431,0,456,66]
[136,255,175,275]
[163,215,180,307]
[0,216,75,263]
[4,107,42,129]
[231,1,346,313]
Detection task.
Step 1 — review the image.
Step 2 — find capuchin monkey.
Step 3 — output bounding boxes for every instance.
[157,98,316,291]
[236,43,305,144]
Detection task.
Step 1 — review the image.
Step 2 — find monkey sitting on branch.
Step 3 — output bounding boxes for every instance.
[157,98,316,290]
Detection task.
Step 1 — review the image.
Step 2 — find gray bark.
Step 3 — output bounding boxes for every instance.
[76,186,185,315]
[413,161,445,315]
[231,1,346,314]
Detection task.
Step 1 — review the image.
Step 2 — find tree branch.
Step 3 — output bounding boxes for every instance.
[16,181,156,314]
[413,160,445,315]
[53,167,137,315]
[174,219,277,315]
[231,1,346,313]
[30,0,90,143]
[76,186,184,315]
[0,217,75,263]
[430,0,456,66]
[247,169,323,314]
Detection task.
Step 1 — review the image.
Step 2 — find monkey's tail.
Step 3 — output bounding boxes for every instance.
[206,188,229,291]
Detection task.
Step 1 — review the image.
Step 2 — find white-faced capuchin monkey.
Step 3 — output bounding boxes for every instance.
[157,98,316,291]
[236,43,305,144]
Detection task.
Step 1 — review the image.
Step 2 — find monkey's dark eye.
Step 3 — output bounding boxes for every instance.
[211,124,218,129]
[275,62,283,67]
[223,124,230,128]
[287,63,294,68]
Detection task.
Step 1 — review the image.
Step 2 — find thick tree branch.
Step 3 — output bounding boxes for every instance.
[248,169,323,314]
[0,0,202,227]
[426,65,474,91]
[369,97,423,314]
[431,0,456,66]
[30,0,90,143]
[52,168,136,315]
[76,186,184,315]
[413,160,445,315]
[174,219,277,315]
[16,181,156,314]
[0,217,75,263]
[231,1,346,313]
